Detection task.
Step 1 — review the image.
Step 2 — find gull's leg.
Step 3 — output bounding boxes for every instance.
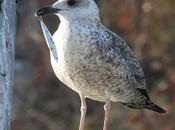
[103,100,111,130]
[79,96,87,130]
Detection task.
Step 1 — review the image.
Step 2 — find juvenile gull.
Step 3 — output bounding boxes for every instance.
[36,0,166,130]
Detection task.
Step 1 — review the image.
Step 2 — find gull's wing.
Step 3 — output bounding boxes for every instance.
[99,25,146,89]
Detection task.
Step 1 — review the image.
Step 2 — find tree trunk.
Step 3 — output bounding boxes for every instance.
[0,0,16,130]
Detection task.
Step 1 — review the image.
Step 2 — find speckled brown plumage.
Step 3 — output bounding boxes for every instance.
[36,0,166,130]
[51,18,164,112]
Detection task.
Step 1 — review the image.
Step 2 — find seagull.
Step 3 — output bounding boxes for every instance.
[35,0,166,130]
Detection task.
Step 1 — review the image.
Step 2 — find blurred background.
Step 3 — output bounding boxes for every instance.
[13,0,175,130]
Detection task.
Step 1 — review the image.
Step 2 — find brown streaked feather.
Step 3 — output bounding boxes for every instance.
[99,25,146,89]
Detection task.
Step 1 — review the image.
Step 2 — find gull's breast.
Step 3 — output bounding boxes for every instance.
[50,21,114,101]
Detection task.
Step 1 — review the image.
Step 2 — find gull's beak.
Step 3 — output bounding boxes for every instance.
[35,6,61,17]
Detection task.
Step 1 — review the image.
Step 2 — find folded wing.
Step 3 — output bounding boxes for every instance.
[99,25,146,89]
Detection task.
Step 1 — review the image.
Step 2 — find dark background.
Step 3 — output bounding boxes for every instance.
[13,0,175,130]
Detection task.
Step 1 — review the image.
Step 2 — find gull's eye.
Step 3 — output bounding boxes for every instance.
[67,0,77,6]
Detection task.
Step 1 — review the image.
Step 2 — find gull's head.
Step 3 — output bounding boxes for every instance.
[36,0,99,20]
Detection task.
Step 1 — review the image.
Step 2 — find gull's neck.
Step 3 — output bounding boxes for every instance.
[58,15,101,26]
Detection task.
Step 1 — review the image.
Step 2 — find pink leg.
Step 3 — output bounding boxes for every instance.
[79,96,87,130]
[103,100,111,130]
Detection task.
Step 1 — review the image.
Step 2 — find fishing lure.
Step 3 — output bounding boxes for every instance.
[39,19,58,61]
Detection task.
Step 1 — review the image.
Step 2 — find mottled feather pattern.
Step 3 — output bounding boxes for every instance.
[36,2,166,127]
[50,17,166,113]
[51,18,146,105]
[99,25,146,89]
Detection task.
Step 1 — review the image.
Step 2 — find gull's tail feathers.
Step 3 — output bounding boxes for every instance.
[145,103,166,114]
